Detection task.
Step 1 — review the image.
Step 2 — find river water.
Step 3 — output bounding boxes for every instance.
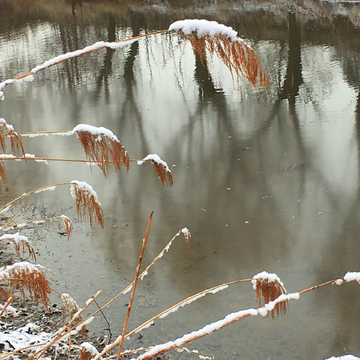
[0,1,360,359]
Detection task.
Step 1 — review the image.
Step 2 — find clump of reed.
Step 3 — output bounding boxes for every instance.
[1,211,359,360]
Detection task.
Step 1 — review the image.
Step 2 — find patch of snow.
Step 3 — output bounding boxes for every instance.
[169,19,238,41]
[251,271,286,292]
[137,154,171,173]
[71,124,121,144]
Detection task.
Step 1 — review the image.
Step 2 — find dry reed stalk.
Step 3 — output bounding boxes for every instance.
[0,296,13,317]
[0,262,51,308]
[0,203,32,231]
[131,272,360,360]
[70,180,104,228]
[251,271,287,318]
[139,227,191,281]
[0,181,103,229]
[0,30,167,100]
[1,215,74,239]
[0,118,25,156]
[0,161,6,186]
[116,212,153,360]
[169,20,269,87]
[0,183,68,214]
[72,125,129,176]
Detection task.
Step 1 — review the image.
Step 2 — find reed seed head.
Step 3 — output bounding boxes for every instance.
[138,154,173,186]
[0,118,25,156]
[169,20,269,87]
[0,262,51,308]
[0,233,36,261]
[252,271,287,318]
[72,124,129,177]
[70,180,104,228]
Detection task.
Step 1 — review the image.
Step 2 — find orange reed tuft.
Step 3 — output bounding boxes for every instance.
[0,118,25,156]
[184,32,269,87]
[252,272,287,318]
[61,215,74,238]
[75,129,129,177]
[0,234,36,261]
[0,262,51,308]
[70,181,104,228]
[152,162,173,186]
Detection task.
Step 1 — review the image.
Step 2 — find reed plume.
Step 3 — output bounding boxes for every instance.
[138,154,173,186]
[70,180,104,228]
[0,262,51,308]
[169,19,269,87]
[61,293,81,324]
[251,271,287,318]
[0,118,25,157]
[0,233,36,260]
[71,124,129,176]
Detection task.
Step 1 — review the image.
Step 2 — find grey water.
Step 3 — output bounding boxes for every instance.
[1,1,360,359]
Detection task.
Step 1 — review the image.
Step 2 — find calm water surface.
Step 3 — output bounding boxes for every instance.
[1,1,360,359]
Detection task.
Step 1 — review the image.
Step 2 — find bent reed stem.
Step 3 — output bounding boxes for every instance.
[1,30,168,92]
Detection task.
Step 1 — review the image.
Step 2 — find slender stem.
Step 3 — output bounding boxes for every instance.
[18,130,71,136]
[299,279,337,295]
[1,214,68,232]
[127,278,252,336]
[0,203,32,231]
[2,30,169,90]
[0,183,68,213]
[0,156,148,163]
[0,297,13,317]
[116,212,153,360]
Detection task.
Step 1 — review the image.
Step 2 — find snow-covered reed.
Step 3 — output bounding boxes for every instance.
[169,19,269,87]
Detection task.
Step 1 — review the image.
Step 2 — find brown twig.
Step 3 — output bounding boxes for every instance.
[116,212,153,360]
